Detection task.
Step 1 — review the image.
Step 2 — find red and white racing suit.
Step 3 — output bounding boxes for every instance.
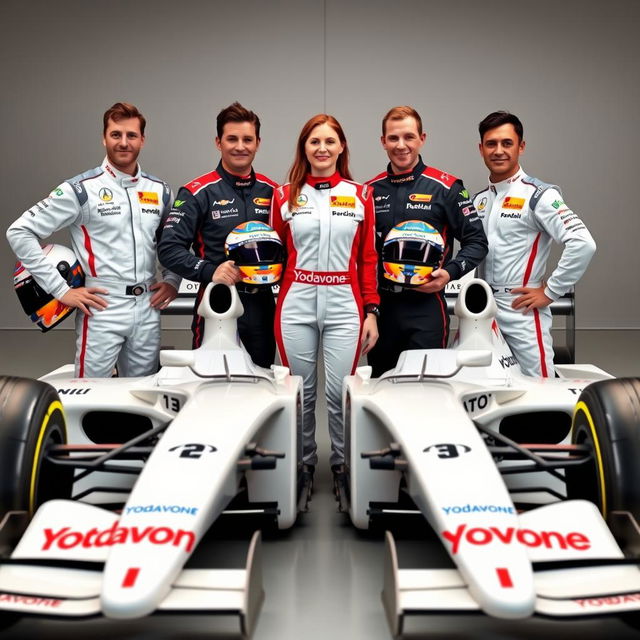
[473,167,596,376]
[270,173,379,466]
[7,158,179,378]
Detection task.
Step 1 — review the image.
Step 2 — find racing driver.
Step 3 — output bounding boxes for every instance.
[474,111,596,376]
[366,106,488,377]
[6,102,179,378]
[158,102,278,368]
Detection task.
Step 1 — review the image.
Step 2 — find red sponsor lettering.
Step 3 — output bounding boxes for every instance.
[0,594,62,607]
[442,524,591,554]
[293,269,351,285]
[122,567,140,588]
[575,593,640,608]
[42,524,195,553]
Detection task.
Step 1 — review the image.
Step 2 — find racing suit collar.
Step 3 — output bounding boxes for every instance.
[386,156,426,184]
[306,171,342,190]
[101,157,141,187]
[217,161,256,189]
[489,166,525,194]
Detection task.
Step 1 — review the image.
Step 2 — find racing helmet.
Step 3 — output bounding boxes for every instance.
[224,221,284,286]
[382,220,445,287]
[13,244,84,332]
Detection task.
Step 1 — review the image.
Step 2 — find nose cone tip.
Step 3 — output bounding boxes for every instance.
[101,591,157,619]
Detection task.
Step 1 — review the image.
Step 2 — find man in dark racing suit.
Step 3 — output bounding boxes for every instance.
[366,106,488,377]
[158,102,278,367]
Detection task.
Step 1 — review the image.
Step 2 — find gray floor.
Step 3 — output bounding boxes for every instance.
[0,328,639,638]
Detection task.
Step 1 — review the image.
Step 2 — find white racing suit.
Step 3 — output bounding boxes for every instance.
[271,173,379,466]
[473,167,596,376]
[6,158,179,377]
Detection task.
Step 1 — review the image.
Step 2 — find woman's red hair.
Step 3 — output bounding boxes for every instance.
[287,114,352,210]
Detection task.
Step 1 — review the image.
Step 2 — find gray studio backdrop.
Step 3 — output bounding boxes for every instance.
[1,0,638,338]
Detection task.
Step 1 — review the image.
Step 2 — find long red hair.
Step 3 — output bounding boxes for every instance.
[287,114,352,210]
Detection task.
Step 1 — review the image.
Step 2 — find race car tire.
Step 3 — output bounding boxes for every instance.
[0,376,73,519]
[565,378,640,523]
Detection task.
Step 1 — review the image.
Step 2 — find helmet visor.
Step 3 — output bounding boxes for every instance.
[383,239,442,266]
[227,240,284,266]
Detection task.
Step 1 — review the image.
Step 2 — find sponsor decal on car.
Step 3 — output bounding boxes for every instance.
[42,524,196,552]
[575,593,640,608]
[124,504,198,516]
[57,388,91,395]
[442,524,590,554]
[138,192,159,205]
[462,393,491,413]
[442,504,515,515]
[0,594,62,608]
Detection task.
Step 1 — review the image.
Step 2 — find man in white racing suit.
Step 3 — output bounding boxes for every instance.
[473,111,596,376]
[6,102,179,377]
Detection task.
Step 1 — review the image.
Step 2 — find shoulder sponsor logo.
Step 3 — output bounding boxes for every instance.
[330,195,356,209]
[173,199,185,208]
[423,443,471,458]
[409,193,432,203]
[502,197,525,210]
[442,504,515,515]
[52,188,64,197]
[460,189,470,199]
[442,523,590,554]
[99,188,113,202]
[462,206,475,216]
[138,191,159,205]
[477,197,487,212]
[124,504,198,516]
[57,388,90,395]
[551,199,564,209]
[253,197,271,206]
[42,524,195,553]
[168,443,217,459]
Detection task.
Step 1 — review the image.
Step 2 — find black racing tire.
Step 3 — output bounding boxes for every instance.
[565,378,640,523]
[0,376,73,519]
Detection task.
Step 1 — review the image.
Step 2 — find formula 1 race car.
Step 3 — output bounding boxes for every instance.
[343,278,640,636]
[0,283,302,637]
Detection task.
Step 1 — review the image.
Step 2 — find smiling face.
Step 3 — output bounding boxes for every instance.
[216,121,260,176]
[381,116,426,174]
[102,117,144,176]
[479,123,525,183]
[304,122,344,177]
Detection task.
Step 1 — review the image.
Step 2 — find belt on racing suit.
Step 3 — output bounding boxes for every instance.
[292,269,352,285]
[84,276,156,296]
[488,282,542,294]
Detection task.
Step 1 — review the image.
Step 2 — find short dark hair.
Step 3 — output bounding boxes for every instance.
[216,102,261,139]
[103,102,146,136]
[479,111,523,142]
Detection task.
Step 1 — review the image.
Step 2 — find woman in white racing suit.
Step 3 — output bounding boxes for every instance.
[270,114,380,502]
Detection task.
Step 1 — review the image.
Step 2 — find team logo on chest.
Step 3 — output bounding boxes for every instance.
[330,196,355,209]
[138,192,159,205]
[502,197,525,210]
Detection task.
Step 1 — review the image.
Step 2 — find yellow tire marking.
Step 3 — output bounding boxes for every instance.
[573,400,607,517]
[29,400,66,515]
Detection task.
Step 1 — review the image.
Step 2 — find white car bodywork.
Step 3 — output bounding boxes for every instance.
[344,278,640,635]
[0,283,301,636]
